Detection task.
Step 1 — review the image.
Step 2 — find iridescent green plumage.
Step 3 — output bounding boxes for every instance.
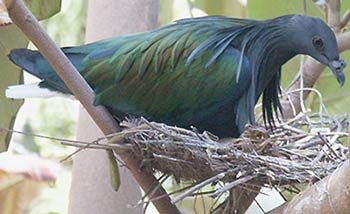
[8,15,346,138]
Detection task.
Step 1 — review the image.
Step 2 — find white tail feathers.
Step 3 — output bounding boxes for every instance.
[5,82,61,99]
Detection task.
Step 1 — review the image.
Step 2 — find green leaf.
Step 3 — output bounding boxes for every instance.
[25,0,62,20]
[0,25,26,152]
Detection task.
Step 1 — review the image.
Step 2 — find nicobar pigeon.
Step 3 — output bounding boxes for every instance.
[6,14,346,138]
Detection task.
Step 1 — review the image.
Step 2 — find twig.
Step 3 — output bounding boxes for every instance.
[141,174,170,214]
[153,154,194,164]
[0,126,130,150]
[283,87,329,118]
[211,175,257,197]
[316,132,341,160]
[147,174,170,202]
[60,145,92,163]
[61,140,130,150]
[171,172,226,204]
[254,197,267,214]
[0,127,85,144]
[149,181,202,203]
[340,9,350,28]
[141,117,191,142]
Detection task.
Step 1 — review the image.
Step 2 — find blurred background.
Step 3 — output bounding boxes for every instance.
[1,0,349,213]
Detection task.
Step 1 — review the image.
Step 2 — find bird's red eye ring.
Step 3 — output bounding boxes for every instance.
[312,36,324,51]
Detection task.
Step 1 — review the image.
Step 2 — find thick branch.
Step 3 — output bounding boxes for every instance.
[326,0,341,32]
[6,0,179,213]
[282,31,350,118]
[269,160,350,214]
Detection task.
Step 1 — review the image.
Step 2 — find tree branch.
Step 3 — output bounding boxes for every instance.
[326,0,341,32]
[269,160,350,214]
[6,0,179,213]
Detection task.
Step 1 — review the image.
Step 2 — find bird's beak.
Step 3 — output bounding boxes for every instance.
[328,59,346,87]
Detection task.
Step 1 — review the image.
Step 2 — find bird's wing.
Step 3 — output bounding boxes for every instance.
[74,17,253,124]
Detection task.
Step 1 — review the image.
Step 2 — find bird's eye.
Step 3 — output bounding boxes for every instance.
[312,36,324,51]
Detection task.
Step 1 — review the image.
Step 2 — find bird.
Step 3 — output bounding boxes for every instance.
[6,14,346,138]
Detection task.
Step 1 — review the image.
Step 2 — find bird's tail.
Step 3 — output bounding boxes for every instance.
[6,48,86,98]
[5,82,62,99]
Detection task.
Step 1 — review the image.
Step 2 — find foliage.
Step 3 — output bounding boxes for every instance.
[25,0,61,20]
[0,26,25,152]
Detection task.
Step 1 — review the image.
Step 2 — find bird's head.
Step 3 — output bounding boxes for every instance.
[287,15,346,86]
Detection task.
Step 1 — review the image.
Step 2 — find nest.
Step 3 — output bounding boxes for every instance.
[64,112,349,212]
[110,115,348,182]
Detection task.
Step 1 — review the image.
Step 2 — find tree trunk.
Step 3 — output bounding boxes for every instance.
[68,1,159,214]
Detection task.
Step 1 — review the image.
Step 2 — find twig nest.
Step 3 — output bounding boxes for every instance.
[109,116,348,187]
